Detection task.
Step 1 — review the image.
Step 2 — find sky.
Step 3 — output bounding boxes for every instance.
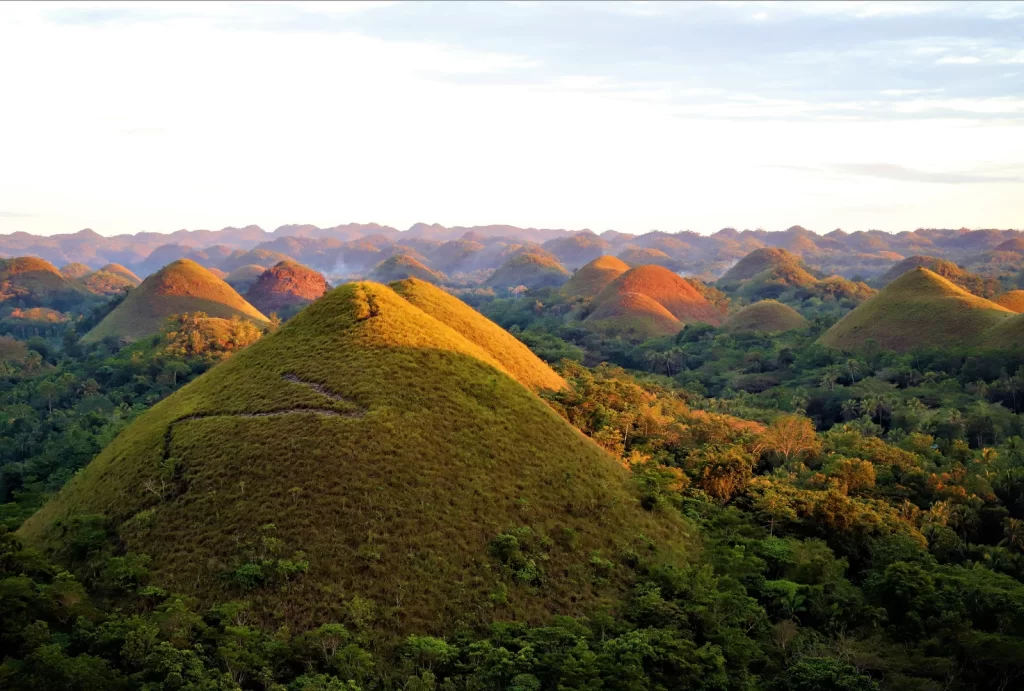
[0,0,1022,237]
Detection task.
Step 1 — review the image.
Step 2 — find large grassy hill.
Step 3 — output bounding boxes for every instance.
[0,256,93,310]
[81,259,269,343]
[562,255,629,299]
[391,277,567,391]
[723,300,808,333]
[21,281,688,640]
[590,265,725,329]
[820,267,1012,352]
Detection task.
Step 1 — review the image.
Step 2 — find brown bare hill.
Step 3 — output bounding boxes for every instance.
[820,268,1012,352]
[224,264,267,294]
[584,291,683,338]
[391,277,566,392]
[22,281,688,640]
[486,249,570,291]
[994,290,1024,313]
[591,265,725,327]
[81,259,269,343]
[370,254,448,284]
[723,300,808,333]
[562,255,629,299]
[245,261,329,318]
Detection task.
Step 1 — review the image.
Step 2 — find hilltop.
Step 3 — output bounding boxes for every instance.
[22,281,687,639]
[584,290,683,338]
[244,260,330,318]
[592,265,725,326]
[723,300,809,333]
[541,231,610,270]
[562,255,630,299]
[486,249,570,291]
[370,253,448,284]
[617,247,683,271]
[60,262,93,279]
[224,264,267,294]
[994,290,1024,313]
[719,248,811,284]
[874,255,998,297]
[0,256,93,311]
[81,259,269,343]
[390,277,566,391]
[820,267,1012,352]
[79,263,143,296]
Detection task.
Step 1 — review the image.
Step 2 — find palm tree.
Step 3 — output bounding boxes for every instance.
[1000,518,1024,552]
[840,399,861,422]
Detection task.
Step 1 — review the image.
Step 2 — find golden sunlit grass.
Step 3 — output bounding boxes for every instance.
[584,290,683,339]
[0,256,92,306]
[820,267,1012,352]
[562,255,629,299]
[722,300,808,333]
[590,265,725,328]
[994,290,1024,313]
[82,259,269,343]
[23,281,690,640]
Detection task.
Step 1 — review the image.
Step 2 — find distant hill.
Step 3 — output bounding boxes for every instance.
[617,247,683,271]
[81,259,269,343]
[584,290,683,338]
[542,231,610,270]
[220,249,295,274]
[562,255,630,299]
[486,249,570,291]
[0,256,93,311]
[592,265,724,324]
[370,254,448,284]
[22,281,686,639]
[994,290,1024,313]
[820,268,1012,352]
[719,248,810,284]
[79,264,142,296]
[224,264,267,294]
[245,261,329,318]
[874,255,999,297]
[60,262,92,279]
[723,300,808,333]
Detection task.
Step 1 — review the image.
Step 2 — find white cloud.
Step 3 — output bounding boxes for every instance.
[937,55,982,65]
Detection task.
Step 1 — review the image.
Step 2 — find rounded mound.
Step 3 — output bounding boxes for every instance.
[370,254,448,284]
[617,247,682,271]
[245,260,329,317]
[820,268,1012,352]
[542,233,610,270]
[994,290,1024,313]
[0,256,92,310]
[486,250,570,291]
[82,259,269,343]
[391,277,566,391]
[224,264,267,294]
[585,290,683,338]
[98,263,142,284]
[562,255,629,299]
[220,249,295,273]
[80,269,139,296]
[723,300,808,333]
[22,281,687,640]
[61,262,93,279]
[996,238,1024,253]
[593,265,725,326]
[719,248,803,283]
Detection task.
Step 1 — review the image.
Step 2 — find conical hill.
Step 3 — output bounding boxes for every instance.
[81,259,269,343]
[244,260,329,318]
[820,267,1012,352]
[22,281,687,638]
[562,255,630,299]
[723,300,808,333]
[390,278,566,391]
[590,265,725,327]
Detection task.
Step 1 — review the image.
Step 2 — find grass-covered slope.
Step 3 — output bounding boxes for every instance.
[370,254,448,284]
[820,268,1012,352]
[584,291,683,338]
[486,250,570,291]
[617,247,682,271]
[0,256,92,310]
[592,265,725,326]
[562,255,630,299]
[391,277,566,391]
[719,248,808,283]
[994,290,1024,313]
[723,300,809,333]
[244,260,329,317]
[224,264,267,294]
[60,262,93,279]
[79,264,143,296]
[82,259,269,343]
[22,281,687,638]
[100,263,142,284]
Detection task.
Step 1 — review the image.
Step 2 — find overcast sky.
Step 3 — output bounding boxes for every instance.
[1,0,1022,236]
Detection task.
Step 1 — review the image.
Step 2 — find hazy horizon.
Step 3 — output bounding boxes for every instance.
[2,0,1022,237]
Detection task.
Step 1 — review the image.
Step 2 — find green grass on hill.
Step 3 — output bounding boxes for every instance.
[82,259,269,343]
[820,267,1012,352]
[22,281,689,640]
[391,277,567,391]
[584,290,683,338]
[722,299,808,333]
[718,248,810,284]
[562,255,629,299]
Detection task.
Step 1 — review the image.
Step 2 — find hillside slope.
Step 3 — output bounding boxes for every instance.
[562,255,630,299]
[244,260,329,317]
[82,259,269,343]
[591,265,725,327]
[486,250,570,291]
[0,257,93,310]
[723,300,809,333]
[22,282,688,639]
[820,268,1012,351]
[370,254,448,284]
